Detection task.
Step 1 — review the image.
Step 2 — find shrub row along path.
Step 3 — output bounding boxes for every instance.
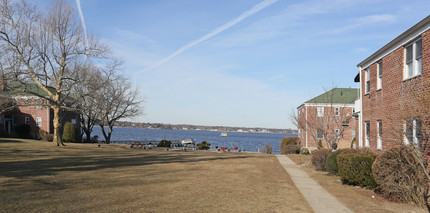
[276,154,352,213]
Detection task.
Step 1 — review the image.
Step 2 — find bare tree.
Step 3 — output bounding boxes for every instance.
[0,0,108,146]
[372,80,430,209]
[97,73,143,144]
[292,88,356,149]
[76,60,121,143]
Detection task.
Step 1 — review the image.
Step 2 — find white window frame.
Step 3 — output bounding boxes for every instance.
[365,121,370,147]
[317,129,324,139]
[405,118,422,147]
[317,106,324,117]
[404,39,422,79]
[25,117,29,125]
[377,120,382,150]
[334,107,340,116]
[334,129,340,139]
[365,68,370,94]
[377,61,382,90]
[36,117,42,127]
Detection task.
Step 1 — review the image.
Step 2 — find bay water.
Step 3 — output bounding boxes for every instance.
[92,127,296,154]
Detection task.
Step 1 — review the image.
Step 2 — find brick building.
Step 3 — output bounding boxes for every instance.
[355,15,430,154]
[297,88,358,149]
[0,83,80,139]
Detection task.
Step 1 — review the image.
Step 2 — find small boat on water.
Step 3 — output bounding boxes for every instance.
[180,139,196,145]
[220,132,227,137]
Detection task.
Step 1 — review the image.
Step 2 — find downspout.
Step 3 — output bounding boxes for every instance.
[358,66,363,148]
[305,105,308,148]
[47,106,50,134]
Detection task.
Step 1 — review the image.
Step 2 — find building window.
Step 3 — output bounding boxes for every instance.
[317,106,324,117]
[405,118,422,147]
[377,61,382,90]
[25,117,29,125]
[352,108,355,114]
[377,120,382,150]
[334,129,340,138]
[317,129,324,139]
[36,117,42,127]
[334,107,340,116]
[365,121,370,147]
[365,68,370,94]
[405,39,422,79]
[71,119,77,125]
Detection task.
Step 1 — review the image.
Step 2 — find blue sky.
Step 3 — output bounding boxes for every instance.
[72,0,430,129]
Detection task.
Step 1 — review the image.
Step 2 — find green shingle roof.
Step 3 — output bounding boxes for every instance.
[305,88,359,104]
[7,82,54,97]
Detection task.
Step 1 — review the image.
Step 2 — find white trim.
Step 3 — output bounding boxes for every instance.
[303,103,355,108]
[358,66,363,148]
[377,120,382,150]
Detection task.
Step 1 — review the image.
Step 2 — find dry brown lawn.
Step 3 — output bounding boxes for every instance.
[287,154,428,213]
[0,138,312,213]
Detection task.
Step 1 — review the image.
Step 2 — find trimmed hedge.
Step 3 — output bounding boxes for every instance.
[325,149,347,175]
[280,136,299,154]
[283,145,301,154]
[337,153,378,189]
[311,149,331,171]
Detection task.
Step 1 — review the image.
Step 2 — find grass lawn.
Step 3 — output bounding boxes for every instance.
[0,138,312,212]
[287,154,427,213]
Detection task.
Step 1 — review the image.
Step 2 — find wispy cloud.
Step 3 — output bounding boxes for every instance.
[140,0,279,72]
[326,14,397,34]
[75,0,88,47]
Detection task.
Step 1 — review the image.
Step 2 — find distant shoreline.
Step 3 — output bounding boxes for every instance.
[112,124,297,135]
[114,125,298,135]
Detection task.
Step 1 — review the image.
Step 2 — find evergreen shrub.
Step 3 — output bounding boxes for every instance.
[158,140,171,147]
[197,141,211,150]
[337,153,378,189]
[311,149,331,171]
[325,149,352,175]
[317,140,323,149]
[62,122,76,142]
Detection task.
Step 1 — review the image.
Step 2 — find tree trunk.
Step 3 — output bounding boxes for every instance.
[52,106,64,146]
[100,124,113,144]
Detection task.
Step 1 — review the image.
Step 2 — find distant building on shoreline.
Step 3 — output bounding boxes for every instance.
[297,88,358,150]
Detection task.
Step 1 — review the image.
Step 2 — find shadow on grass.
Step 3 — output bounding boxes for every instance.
[0,138,31,143]
[0,150,254,179]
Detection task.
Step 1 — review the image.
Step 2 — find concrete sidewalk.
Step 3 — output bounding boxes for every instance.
[276,155,352,213]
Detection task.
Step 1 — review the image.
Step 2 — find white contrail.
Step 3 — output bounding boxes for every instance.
[142,0,278,72]
[75,0,89,47]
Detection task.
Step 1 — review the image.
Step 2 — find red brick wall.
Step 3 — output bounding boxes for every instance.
[361,30,430,154]
[298,105,355,149]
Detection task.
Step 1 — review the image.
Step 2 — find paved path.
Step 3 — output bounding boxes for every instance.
[276,155,352,213]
